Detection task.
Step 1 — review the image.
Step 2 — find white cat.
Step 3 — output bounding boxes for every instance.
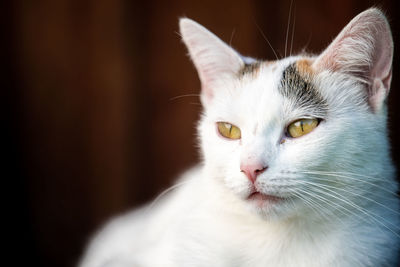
[79,8,400,267]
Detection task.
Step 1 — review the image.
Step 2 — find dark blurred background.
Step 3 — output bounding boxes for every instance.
[4,0,399,266]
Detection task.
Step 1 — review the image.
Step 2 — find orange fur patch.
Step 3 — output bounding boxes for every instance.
[296,59,314,77]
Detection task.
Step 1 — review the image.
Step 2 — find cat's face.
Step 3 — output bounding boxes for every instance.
[180,9,396,219]
[198,56,388,219]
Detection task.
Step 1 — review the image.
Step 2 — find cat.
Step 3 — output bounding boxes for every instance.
[79,8,400,267]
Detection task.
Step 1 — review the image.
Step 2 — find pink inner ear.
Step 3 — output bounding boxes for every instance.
[381,68,392,94]
[313,8,393,112]
[370,25,393,84]
[362,13,393,112]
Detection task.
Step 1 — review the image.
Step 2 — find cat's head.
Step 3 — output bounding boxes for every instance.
[180,8,396,220]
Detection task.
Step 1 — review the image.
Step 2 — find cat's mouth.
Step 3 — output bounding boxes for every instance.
[247,191,284,205]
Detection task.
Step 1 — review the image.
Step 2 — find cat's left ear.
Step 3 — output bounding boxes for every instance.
[313,8,393,112]
[179,18,245,105]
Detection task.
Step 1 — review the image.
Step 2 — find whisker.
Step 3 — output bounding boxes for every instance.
[174,30,182,38]
[301,170,387,180]
[297,180,400,235]
[274,175,397,201]
[295,182,395,237]
[294,188,370,250]
[293,186,373,250]
[285,0,294,58]
[299,185,394,241]
[289,3,296,56]
[295,186,351,218]
[169,94,201,101]
[229,28,236,46]
[148,180,189,210]
[293,189,341,220]
[301,32,313,53]
[253,20,279,60]
[292,192,333,223]
[306,180,400,215]
[298,171,398,197]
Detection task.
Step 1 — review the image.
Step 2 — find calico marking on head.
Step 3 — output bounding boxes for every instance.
[280,61,328,116]
[238,61,261,78]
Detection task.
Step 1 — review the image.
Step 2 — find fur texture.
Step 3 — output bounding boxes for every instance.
[79,8,399,267]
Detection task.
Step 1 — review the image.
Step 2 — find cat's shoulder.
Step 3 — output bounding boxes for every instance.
[79,165,204,267]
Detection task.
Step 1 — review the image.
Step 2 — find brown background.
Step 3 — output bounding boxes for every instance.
[4,0,400,266]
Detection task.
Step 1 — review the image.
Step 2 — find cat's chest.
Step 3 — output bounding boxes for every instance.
[173,213,357,267]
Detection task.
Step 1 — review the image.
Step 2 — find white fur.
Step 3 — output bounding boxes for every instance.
[79,8,399,267]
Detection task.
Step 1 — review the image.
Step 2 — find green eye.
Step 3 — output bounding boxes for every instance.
[217,122,241,140]
[287,118,319,138]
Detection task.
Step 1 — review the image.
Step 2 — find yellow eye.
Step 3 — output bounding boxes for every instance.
[217,122,241,140]
[287,118,319,138]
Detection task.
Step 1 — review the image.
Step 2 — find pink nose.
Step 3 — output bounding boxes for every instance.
[240,162,268,183]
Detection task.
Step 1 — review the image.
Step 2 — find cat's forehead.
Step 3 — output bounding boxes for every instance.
[239,57,314,82]
[204,56,329,130]
[236,57,328,117]
[278,59,328,116]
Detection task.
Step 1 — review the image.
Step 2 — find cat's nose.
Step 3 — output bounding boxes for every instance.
[240,162,268,183]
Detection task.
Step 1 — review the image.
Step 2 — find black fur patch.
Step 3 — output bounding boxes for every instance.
[238,62,260,77]
[279,63,328,115]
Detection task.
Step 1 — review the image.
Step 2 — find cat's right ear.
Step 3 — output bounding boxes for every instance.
[179,18,244,105]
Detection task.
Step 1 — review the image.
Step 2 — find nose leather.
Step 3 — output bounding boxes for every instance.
[240,162,268,183]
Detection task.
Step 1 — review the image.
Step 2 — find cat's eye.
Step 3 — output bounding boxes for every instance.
[217,122,241,140]
[287,118,319,138]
